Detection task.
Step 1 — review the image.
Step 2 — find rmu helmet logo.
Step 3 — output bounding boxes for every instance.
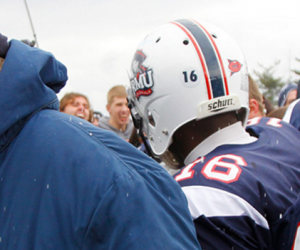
[130,50,154,100]
[228,59,242,76]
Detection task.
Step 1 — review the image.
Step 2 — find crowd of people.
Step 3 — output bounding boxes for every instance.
[1,18,300,249]
[59,86,134,141]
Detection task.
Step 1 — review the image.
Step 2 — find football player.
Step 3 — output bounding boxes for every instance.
[128,19,300,249]
[283,98,300,130]
[248,75,265,119]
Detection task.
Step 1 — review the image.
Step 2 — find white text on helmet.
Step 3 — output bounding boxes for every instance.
[208,98,234,112]
[131,69,154,93]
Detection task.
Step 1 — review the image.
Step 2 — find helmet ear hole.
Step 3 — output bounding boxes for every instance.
[211,33,217,38]
[156,37,161,43]
[148,110,156,127]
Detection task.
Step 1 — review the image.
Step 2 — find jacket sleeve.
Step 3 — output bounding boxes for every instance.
[83,170,201,250]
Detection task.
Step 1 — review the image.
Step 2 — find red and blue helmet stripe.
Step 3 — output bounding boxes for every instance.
[171,19,229,100]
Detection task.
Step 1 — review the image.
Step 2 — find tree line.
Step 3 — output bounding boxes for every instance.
[253,58,300,106]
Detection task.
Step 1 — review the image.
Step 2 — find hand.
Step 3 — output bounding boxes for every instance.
[0,33,9,58]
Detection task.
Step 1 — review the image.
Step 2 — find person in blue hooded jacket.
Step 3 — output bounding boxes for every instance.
[0,34,201,250]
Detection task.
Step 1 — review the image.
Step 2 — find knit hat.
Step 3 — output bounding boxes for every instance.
[278,83,297,107]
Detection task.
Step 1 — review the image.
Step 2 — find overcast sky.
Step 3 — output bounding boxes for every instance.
[2,0,300,115]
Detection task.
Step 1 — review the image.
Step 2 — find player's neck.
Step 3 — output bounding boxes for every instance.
[169,112,239,165]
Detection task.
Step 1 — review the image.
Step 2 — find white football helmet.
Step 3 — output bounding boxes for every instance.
[127,19,249,157]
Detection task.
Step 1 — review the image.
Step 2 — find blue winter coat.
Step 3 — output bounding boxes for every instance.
[0,40,201,250]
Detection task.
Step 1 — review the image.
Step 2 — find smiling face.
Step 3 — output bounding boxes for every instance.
[107,96,130,131]
[61,96,90,121]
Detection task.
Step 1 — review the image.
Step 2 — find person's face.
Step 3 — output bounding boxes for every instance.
[107,97,130,128]
[285,89,297,106]
[62,96,90,121]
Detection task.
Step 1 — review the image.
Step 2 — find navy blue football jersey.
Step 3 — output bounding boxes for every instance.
[283,99,300,131]
[174,117,300,250]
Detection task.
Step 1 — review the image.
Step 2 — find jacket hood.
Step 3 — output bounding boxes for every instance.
[0,39,68,148]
